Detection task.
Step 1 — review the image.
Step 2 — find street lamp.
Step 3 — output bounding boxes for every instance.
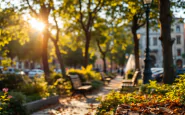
[142,0,153,84]
[125,53,129,59]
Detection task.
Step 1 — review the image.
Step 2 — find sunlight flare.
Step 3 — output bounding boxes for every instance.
[51,30,57,35]
[28,18,45,31]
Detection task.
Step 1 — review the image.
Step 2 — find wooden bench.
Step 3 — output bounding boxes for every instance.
[69,74,92,98]
[122,71,140,87]
[100,72,112,84]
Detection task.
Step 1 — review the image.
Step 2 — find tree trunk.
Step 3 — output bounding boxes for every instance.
[132,25,140,70]
[110,54,113,73]
[159,0,175,84]
[54,42,67,80]
[84,32,91,68]
[42,30,50,84]
[103,55,107,73]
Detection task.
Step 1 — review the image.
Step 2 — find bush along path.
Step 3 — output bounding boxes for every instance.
[97,75,185,115]
[32,75,123,115]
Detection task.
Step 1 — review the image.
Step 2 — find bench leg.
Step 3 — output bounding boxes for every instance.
[71,90,88,98]
[82,92,87,98]
[70,91,76,99]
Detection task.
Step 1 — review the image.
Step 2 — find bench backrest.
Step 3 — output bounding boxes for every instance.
[131,71,140,85]
[69,74,82,89]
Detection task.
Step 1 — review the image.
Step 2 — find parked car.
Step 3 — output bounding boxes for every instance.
[15,71,25,75]
[176,68,185,78]
[23,69,30,75]
[0,66,3,74]
[54,69,62,73]
[3,67,16,74]
[28,69,44,78]
[2,67,25,75]
[151,68,163,82]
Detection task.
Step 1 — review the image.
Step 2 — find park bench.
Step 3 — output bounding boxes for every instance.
[69,74,92,98]
[122,70,140,87]
[100,72,112,84]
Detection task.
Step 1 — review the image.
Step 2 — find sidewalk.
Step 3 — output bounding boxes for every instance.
[32,75,123,115]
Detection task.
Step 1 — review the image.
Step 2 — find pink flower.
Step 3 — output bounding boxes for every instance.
[2,88,8,92]
[8,95,13,99]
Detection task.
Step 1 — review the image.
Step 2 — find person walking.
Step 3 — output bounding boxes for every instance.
[120,68,125,77]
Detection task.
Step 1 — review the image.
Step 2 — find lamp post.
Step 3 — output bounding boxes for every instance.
[142,0,153,84]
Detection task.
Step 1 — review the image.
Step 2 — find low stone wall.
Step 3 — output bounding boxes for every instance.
[23,95,59,113]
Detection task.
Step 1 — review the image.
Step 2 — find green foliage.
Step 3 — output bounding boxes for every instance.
[166,74,185,104]
[68,65,102,82]
[139,81,170,95]
[19,76,50,98]
[54,76,72,96]
[0,74,25,90]
[96,91,126,115]
[62,47,84,67]
[68,65,103,90]
[0,7,29,49]
[91,80,103,89]
[26,94,42,103]
[0,88,27,115]
[50,73,63,84]
[107,72,116,79]
[0,88,11,114]
[126,69,134,79]
[9,91,26,104]
[50,72,72,95]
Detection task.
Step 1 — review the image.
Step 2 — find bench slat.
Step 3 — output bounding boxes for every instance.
[69,74,92,98]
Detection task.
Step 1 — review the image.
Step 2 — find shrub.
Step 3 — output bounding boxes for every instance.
[0,74,25,90]
[50,73,63,84]
[139,80,170,95]
[91,80,103,89]
[67,65,101,82]
[19,76,54,98]
[166,74,185,104]
[96,91,125,115]
[0,88,27,115]
[26,94,42,103]
[54,77,72,96]
[9,91,26,104]
[126,69,134,79]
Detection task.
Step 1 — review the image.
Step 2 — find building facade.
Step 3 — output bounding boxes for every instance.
[138,18,185,68]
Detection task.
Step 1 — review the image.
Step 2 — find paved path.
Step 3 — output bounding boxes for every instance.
[32,75,123,115]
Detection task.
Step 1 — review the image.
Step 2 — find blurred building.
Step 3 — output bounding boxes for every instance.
[138,18,185,68]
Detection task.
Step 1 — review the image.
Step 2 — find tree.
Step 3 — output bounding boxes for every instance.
[159,0,175,84]
[22,0,52,83]
[91,13,132,73]
[0,7,29,49]
[21,0,69,81]
[0,5,29,67]
[62,0,107,67]
[121,1,145,71]
[115,0,159,71]
[63,47,83,68]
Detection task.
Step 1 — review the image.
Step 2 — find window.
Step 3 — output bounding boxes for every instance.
[177,49,181,56]
[176,35,181,44]
[176,25,180,33]
[153,37,157,46]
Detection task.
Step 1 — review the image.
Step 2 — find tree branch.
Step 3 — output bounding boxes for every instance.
[137,21,145,29]
[53,10,60,42]
[48,31,56,43]
[26,0,38,17]
[96,39,104,55]
[79,0,86,31]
